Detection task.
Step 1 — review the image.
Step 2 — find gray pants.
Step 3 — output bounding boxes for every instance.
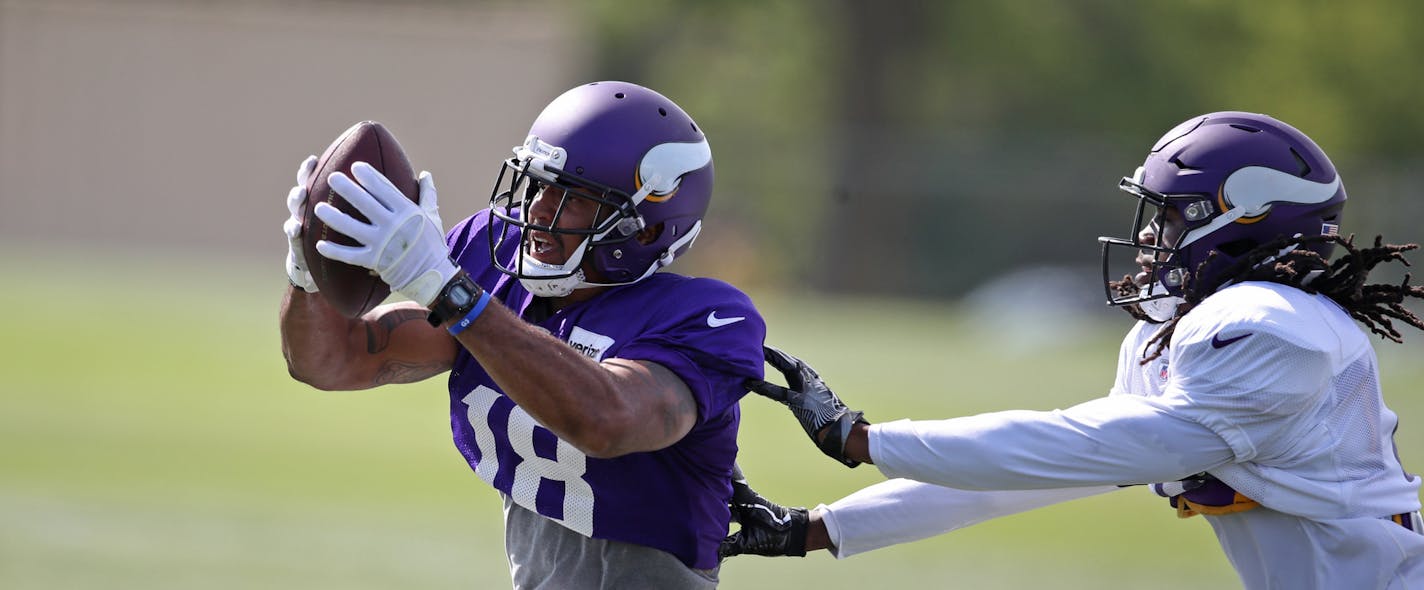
[503,497,720,589]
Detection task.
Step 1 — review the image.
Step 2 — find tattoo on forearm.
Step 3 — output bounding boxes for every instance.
[366,308,429,354]
[374,360,448,385]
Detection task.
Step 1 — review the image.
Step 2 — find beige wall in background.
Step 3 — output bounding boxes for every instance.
[0,0,579,261]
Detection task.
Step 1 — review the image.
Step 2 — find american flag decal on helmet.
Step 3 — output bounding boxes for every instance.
[1322,222,1340,236]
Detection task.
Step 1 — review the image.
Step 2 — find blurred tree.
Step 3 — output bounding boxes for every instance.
[815,0,932,293]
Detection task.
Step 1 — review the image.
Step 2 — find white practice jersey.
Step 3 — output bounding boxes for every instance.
[823,282,1423,588]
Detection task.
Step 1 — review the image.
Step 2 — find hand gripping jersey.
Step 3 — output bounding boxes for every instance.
[443,210,765,570]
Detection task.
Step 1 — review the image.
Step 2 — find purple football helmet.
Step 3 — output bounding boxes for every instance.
[488,81,714,297]
[1099,112,1347,312]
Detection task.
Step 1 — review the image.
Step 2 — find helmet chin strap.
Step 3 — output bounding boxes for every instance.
[1138,282,1184,322]
[519,236,593,298]
[519,270,587,298]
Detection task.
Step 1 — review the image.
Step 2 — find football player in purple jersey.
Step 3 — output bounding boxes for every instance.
[280,81,766,588]
[722,112,1424,589]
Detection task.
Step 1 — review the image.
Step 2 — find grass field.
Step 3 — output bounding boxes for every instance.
[4,250,1421,589]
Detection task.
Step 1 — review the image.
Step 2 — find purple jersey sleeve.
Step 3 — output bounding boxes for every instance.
[612,276,765,424]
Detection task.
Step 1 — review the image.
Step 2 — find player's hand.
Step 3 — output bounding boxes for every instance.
[720,471,808,559]
[313,163,458,307]
[746,346,868,467]
[283,155,319,293]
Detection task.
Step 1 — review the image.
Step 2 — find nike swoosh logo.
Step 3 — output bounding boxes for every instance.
[707,311,746,328]
[1211,332,1253,349]
[747,503,792,526]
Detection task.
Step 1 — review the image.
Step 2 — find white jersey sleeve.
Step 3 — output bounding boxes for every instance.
[870,394,1235,489]
[819,479,1117,558]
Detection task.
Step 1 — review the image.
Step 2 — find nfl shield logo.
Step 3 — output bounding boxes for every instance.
[1158,364,1170,382]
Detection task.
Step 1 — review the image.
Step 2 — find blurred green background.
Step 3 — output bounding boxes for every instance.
[2,0,1422,588]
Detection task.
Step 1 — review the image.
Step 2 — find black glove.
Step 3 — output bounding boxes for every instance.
[720,466,809,559]
[745,346,868,467]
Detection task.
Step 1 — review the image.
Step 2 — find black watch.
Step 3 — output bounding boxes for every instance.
[427,272,484,327]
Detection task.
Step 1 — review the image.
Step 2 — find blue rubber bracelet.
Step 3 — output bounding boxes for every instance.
[447,290,493,336]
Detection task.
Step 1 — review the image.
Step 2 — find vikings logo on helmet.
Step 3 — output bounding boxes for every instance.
[1099,112,1347,313]
[639,140,713,203]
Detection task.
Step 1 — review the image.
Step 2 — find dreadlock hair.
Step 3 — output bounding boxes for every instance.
[1109,276,1156,323]
[1137,234,1424,363]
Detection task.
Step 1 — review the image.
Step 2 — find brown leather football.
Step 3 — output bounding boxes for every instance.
[300,121,417,318]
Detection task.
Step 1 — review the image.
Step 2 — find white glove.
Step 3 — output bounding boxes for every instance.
[283,155,319,292]
[313,162,458,307]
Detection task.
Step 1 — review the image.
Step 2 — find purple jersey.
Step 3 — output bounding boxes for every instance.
[443,210,765,570]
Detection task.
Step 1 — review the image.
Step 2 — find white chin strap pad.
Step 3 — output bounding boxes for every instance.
[519,269,586,298]
[1138,283,1183,323]
[518,236,592,298]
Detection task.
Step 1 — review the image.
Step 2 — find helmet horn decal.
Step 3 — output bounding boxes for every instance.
[1222,166,1342,214]
[638,139,712,202]
[1181,167,1341,248]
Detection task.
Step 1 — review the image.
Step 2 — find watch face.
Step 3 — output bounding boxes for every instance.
[449,284,474,307]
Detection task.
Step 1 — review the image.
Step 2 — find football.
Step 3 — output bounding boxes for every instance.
[301,121,417,318]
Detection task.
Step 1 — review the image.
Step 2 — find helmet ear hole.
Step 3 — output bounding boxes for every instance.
[636,222,665,246]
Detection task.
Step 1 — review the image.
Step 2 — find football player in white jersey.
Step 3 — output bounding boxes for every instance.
[722,112,1424,589]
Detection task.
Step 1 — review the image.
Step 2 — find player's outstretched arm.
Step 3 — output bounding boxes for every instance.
[720,473,1117,561]
[309,162,698,456]
[279,158,455,390]
[746,346,871,467]
[720,465,825,559]
[281,294,455,390]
